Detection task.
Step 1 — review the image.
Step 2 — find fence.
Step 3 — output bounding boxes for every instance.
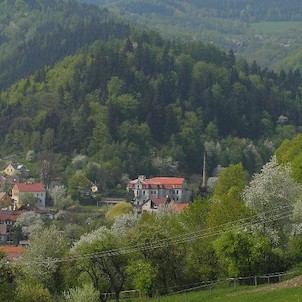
[105,270,299,301]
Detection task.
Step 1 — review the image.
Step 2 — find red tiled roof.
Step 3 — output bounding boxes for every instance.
[15,183,45,192]
[150,177,185,185]
[0,210,24,222]
[149,197,169,206]
[1,245,25,260]
[128,177,185,189]
[169,201,189,213]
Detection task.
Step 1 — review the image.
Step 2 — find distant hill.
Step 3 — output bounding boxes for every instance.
[1,29,302,177]
[0,0,130,90]
[78,0,302,69]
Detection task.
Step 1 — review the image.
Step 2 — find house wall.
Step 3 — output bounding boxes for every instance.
[19,191,46,207]
[12,186,46,208]
[4,165,16,176]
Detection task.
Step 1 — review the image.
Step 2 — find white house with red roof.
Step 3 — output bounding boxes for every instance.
[127,175,191,206]
[12,183,46,208]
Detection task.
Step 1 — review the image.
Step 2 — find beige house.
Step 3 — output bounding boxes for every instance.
[12,183,46,208]
[0,192,14,209]
[4,163,29,178]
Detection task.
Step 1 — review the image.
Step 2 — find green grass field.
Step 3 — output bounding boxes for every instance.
[251,21,302,34]
[119,282,302,302]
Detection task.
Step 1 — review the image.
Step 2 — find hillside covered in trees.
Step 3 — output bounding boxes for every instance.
[2,2,302,301]
[0,0,130,90]
[1,27,302,191]
[79,0,302,69]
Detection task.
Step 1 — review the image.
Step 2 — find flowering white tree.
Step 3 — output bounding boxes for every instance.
[49,185,67,205]
[14,211,44,238]
[21,226,69,293]
[242,156,302,245]
[111,214,138,237]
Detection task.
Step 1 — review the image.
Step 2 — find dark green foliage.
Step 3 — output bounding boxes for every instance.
[0,28,301,178]
[0,0,131,90]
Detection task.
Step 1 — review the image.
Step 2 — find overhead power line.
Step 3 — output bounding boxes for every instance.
[15,204,294,266]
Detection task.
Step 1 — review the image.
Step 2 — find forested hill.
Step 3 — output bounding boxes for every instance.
[82,0,302,21]
[0,0,130,91]
[1,30,302,181]
[79,0,302,69]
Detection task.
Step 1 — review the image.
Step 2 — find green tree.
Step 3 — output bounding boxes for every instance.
[71,227,128,302]
[126,260,156,298]
[62,283,99,302]
[207,164,250,228]
[276,134,302,182]
[20,192,39,206]
[15,280,53,302]
[214,230,287,277]
[105,202,133,223]
[68,172,91,200]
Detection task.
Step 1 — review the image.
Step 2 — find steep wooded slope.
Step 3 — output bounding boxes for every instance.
[1,31,301,177]
[0,0,130,90]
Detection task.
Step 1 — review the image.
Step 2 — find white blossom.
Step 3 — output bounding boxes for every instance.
[15,211,44,237]
[111,214,138,237]
[242,156,302,244]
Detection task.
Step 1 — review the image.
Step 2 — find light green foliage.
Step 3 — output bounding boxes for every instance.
[15,280,53,302]
[126,260,156,297]
[276,134,302,182]
[128,213,186,293]
[71,227,128,301]
[68,171,91,200]
[26,150,36,162]
[62,283,99,302]
[20,192,38,206]
[105,202,133,223]
[214,231,286,277]
[207,164,250,228]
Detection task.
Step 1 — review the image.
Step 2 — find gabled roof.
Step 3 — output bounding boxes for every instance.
[14,183,45,192]
[0,175,19,185]
[169,201,189,213]
[150,177,185,185]
[128,176,185,189]
[7,163,26,170]
[149,197,169,207]
[0,210,24,222]
[1,245,25,260]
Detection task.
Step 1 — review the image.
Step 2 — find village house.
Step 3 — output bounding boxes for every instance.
[3,163,29,178]
[0,174,19,189]
[12,183,46,208]
[141,197,189,213]
[0,210,24,244]
[127,175,191,206]
[0,192,14,209]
